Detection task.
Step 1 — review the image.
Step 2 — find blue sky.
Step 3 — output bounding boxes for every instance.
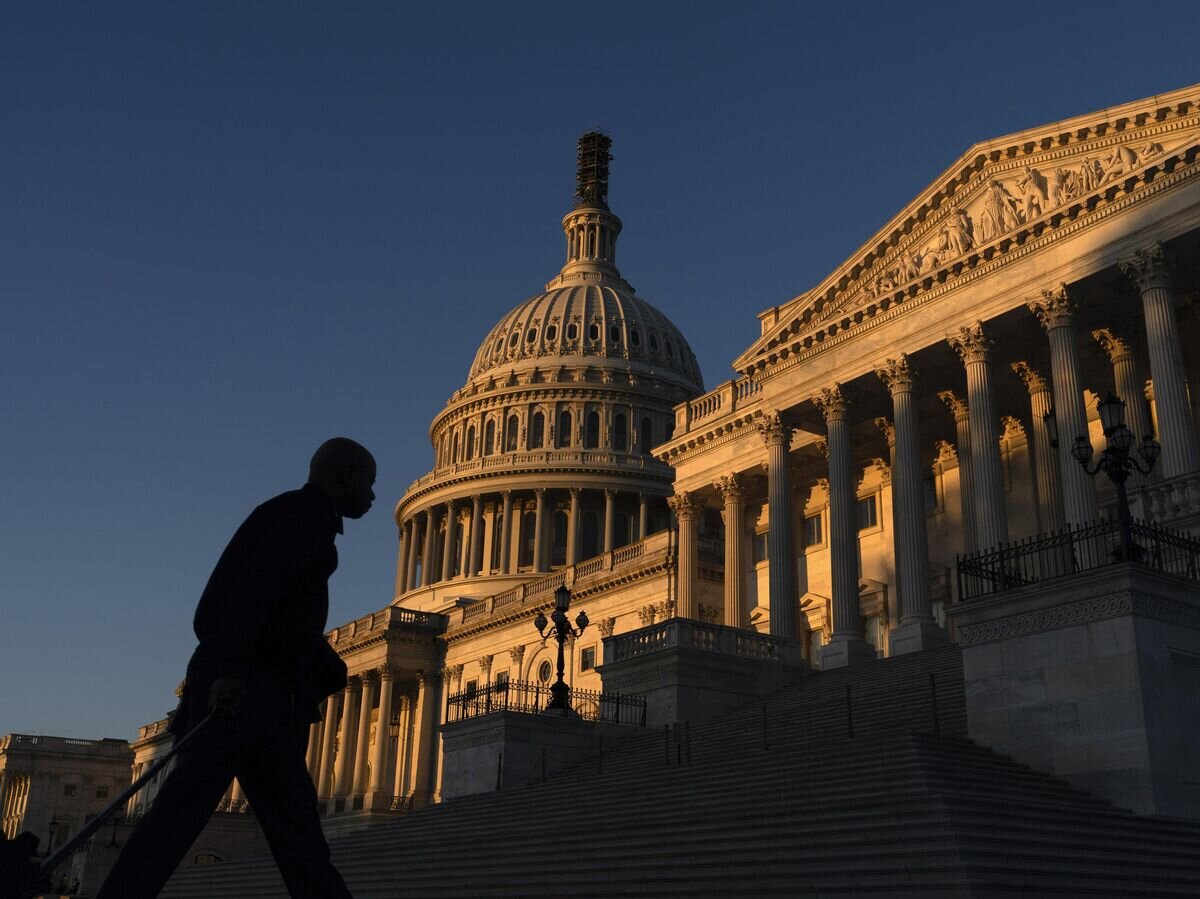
[2,2,1197,738]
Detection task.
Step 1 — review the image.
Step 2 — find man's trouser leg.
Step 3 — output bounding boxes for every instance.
[239,720,353,899]
[96,710,243,899]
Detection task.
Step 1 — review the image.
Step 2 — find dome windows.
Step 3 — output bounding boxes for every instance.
[567,322,579,341]
[630,329,641,347]
[494,337,503,354]
[509,332,520,348]
[526,327,538,343]
[545,324,557,341]
[588,322,600,342]
[610,325,621,344]
[665,339,675,359]
[649,334,659,352]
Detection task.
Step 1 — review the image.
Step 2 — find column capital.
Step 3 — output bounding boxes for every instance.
[534,487,546,499]
[568,487,581,498]
[443,498,455,512]
[934,439,957,466]
[359,669,379,685]
[1091,328,1133,363]
[813,384,849,423]
[378,665,396,682]
[415,669,439,687]
[873,417,896,447]
[343,676,360,693]
[937,389,969,421]
[875,354,916,395]
[1027,283,1076,331]
[1010,360,1049,394]
[667,491,701,521]
[714,473,745,501]
[1120,242,1173,292]
[947,321,992,363]
[509,644,526,665]
[603,488,616,500]
[756,410,792,447]
[478,654,493,676]
[597,616,616,637]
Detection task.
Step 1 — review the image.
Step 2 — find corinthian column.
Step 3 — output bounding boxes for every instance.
[876,356,946,654]
[603,489,616,554]
[405,517,420,592]
[391,694,412,803]
[421,509,436,587]
[351,671,377,795]
[500,491,514,574]
[814,388,874,668]
[1121,244,1199,476]
[468,495,484,577]
[408,671,440,808]
[715,474,746,628]
[948,322,1008,549]
[394,523,409,596]
[638,493,649,539]
[332,678,360,799]
[316,694,339,799]
[757,412,797,640]
[667,492,699,620]
[366,667,394,808]
[441,501,456,581]
[566,488,580,566]
[1092,329,1154,492]
[937,391,977,553]
[1012,361,1066,532]
[533,489,547,571]
[1027,287,1099,527]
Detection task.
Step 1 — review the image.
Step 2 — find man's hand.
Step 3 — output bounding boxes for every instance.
[208,678,246,718]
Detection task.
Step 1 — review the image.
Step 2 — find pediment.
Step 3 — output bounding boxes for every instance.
[736,83,1200,375]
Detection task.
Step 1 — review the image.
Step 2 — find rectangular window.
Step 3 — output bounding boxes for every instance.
[495,670,509,688]
[803,513,823,547]
[96,786,109,800]
[580,647,596,671]
[923,477,939,514]
[465,679,477,698]
[63,784,77,798]
[753,531,768,563]
[857,496,878,530]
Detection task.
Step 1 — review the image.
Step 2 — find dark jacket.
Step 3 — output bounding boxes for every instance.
[172,483,348,735]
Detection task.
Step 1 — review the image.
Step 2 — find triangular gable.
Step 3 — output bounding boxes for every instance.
[735,83,1200,375]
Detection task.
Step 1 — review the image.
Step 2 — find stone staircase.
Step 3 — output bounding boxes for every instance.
[159,645,1200,897]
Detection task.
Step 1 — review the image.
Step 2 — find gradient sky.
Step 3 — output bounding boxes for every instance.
[3,2,1197,739]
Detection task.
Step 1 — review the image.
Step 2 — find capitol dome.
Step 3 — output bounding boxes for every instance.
[392,133,703,606]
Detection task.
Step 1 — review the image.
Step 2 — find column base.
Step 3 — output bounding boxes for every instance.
[819,636,877,669]
[363,790,393,811]
[889,619,950,656]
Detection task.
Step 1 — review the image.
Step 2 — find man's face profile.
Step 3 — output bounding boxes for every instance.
[339,465,376,520]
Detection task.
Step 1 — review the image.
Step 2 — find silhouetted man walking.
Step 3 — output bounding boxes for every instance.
[98,438,376,899]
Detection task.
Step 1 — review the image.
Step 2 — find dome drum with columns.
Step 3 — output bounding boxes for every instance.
[393,133,703,608]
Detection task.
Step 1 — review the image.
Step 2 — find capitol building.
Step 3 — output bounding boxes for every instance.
[7,82,1200,895]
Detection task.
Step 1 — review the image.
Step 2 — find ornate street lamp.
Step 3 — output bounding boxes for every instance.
[1063,392,1161,560]
[533,585,589,711]
[45,816,57,857]
[105,814,123,849]
[389,713,400,742]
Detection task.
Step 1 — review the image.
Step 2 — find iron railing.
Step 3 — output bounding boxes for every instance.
[444,679,646,727]
[956,517,1200,600]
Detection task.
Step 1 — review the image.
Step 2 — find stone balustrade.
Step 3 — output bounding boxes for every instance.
[604,618,803,666]
[328,606,447,644]
[406,448,667,493]
[1141,471,1200,527]
[675,375,761,433]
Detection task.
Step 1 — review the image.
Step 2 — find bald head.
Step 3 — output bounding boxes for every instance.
[308,438,376,519]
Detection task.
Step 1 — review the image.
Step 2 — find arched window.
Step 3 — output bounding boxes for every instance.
[465,426,475,461]
[505,416,519,452]
[557,410,572,448]
[613,413,628,452]
[639,417,653,454]
[551,510,568,567]
[519,510,537,567]
[484,419,495,456]
[585,411,600,449]
[452,432,460,463]
[530,411,545,449]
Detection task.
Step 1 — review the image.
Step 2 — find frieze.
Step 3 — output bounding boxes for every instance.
[956,592,1133,645]
[739,126,1200,382]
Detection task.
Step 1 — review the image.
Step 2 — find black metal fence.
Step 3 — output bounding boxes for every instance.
[957,517,1200,600]
[444,679,646,727]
